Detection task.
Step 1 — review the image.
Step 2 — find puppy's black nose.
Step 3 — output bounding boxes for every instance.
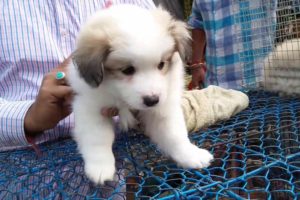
[143,95,159,107]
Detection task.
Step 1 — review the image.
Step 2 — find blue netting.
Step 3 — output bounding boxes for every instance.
[1,90,299,199]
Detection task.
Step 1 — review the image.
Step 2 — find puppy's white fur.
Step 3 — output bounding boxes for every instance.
[263,38,300,95]
[69,5,213,184]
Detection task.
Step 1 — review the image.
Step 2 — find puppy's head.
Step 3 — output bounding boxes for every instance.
[73,5,190,109]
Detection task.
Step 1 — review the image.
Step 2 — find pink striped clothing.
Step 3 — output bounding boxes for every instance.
[0,0,155,151]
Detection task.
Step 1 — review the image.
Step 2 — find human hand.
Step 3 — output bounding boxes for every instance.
[24,56,119,137]
[24,57,73,136]
[101,107,119,117]
[190,63,206,89]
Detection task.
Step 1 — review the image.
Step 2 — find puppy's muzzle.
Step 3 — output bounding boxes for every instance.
[143,95,159,107]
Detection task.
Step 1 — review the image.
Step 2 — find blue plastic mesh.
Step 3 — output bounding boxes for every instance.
[1,90,299,199]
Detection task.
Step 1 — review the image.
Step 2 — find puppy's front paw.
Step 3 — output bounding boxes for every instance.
[84,159,116,185]
[172,144,214,169]
[119,109,137,130]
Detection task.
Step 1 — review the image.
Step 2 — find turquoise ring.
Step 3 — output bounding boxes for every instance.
[55,71,66,80]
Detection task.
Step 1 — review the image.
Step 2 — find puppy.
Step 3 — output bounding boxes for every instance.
[68,5,213,184]
[263,38,300,95]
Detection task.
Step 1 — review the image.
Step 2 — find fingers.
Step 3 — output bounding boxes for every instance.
[43,56,72,87]
[64,92,74,107]
[41,56,118,120]
[61,104,73,118]
[41,72,73,100]
[50,56,72,86]
[56,86,73,119]
[52,85,73,99]
[43,71,67,85]
[101,107,119,117]
[52,85,73,118]
[191,75,201,89]
[56,56,72,71]
[191,67,206,89]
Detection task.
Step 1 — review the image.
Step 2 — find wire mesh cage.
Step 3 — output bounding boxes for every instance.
[1,91,299,199]
[234,0,300,94]
[262,0,300,94]
[1,0,300,199]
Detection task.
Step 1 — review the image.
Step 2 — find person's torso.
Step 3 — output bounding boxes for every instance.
[0,0,112,101]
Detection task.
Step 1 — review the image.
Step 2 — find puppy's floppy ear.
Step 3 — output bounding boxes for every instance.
[169,20,191,60]
[73,28,110,87]
[151,7,191,60]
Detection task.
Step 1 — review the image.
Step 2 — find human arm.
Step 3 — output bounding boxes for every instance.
[0,98,35,149]
[24,57,119,137]
[187,0,207,89]
[0,58,118,151]
[0,58,71,150]
[0,1,127,151]
[24,58,73,137]
[190,28,206,89]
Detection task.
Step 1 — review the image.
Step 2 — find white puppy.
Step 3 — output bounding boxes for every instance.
[68,5,213,184]
[263,38,300,95]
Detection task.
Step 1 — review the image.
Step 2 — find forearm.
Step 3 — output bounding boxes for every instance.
[188,28,207,89]
[24,103,44,137]
[191,28,206,63]
[0,99,74,151]
[0,99,34,150]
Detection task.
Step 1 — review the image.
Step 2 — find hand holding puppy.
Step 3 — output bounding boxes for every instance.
[24,58,73,136]
[24,57,118,137]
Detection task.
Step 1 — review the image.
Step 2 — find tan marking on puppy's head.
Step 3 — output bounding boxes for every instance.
[72,28,109,87]
[72,21,119,87]
[151,7,191,61]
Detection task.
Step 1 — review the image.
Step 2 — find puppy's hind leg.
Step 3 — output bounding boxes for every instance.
[73,100,116,184]
[142,105,214,169]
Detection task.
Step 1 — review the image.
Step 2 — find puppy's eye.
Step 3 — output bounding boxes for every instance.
[158,62,165,70]
[122,66,136,76]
